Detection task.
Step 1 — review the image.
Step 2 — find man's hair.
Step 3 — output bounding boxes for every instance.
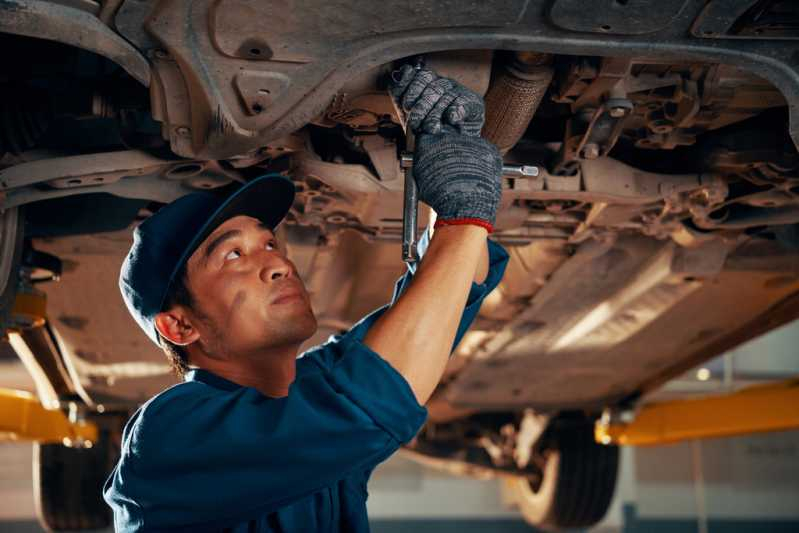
[159,265,194,379]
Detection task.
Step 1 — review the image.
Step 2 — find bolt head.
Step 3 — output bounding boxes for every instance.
[176,126,190,136]
[609,106,628,118]
[520,165,539,177]
[581,143,600,159]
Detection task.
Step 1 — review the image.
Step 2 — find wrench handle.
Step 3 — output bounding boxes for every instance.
[401,131,419,264]
[400,57,424,265]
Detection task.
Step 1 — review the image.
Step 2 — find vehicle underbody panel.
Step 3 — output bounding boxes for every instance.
[109,0,799,159]
[0,0,798,420]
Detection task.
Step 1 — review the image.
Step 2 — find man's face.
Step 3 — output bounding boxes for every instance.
[183,215,317,357]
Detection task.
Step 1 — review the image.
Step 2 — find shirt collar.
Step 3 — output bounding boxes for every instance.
[184,368,242,391]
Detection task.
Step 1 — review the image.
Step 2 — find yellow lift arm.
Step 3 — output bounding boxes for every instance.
[596,378,799,446]
[0,387,98,445]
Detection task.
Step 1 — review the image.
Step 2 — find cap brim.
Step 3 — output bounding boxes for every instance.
[198,174,295,242]
[159,174,295,312]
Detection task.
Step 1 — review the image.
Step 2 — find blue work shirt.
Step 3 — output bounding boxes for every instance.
[103,236,509,532]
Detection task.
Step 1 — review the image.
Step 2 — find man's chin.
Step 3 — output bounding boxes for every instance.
[299,313,318,340]
[283,309,317,342]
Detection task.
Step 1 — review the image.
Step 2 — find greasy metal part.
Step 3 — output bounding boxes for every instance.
[552,58,633,175]
[694,205,799,230]
[482,53,553,154]
[595,379,799,446]
[2,173,222,210]
[0,387,98,445]
[625,64,786,150]
[289,151,720,245]
[401,131,419,264]
[0,152,240,209]
[362,136,402,182]
[322,51,493,132]
[513,409,548,469]
[502,165,539,178]
[402,446,538,482]
[397,56,425,265]
[111,0,799,159]
[0,150,173,191]
[405,416,545,481]
[503,157,711,205]
[687,139,799,231]
[0,0,150,87]
[423,50,494,96]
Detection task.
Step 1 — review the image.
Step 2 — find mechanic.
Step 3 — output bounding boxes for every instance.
[103,66,510,532]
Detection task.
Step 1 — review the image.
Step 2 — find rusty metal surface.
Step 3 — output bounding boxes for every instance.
[446,237,799,411]
[108,0,799,159]
[482,54,553,154]
[0,0,150,86]
[0,152,241,210]
[1,0,798,418]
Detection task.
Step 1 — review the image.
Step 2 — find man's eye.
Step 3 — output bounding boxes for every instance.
[266,240,277,250]
[224,250,241,261]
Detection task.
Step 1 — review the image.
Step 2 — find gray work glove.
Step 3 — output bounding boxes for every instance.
[390,65,502,232]
[411,125,503,232]
[390,65,485,137]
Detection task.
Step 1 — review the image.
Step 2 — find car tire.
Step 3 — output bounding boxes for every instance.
[504,422,618,531]
[33,430,116,532]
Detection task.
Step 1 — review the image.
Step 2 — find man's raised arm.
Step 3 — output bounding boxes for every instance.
[364,66,504,404]
[364,225,489,404]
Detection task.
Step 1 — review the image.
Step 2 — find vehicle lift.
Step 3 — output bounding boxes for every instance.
[1,283,99,447]
[595,378,799,446]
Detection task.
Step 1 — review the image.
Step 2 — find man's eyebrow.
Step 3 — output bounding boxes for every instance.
[202,229,242,262]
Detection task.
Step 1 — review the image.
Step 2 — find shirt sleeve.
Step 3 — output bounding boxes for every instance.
[313,230,509,360]
[103,234,509,531]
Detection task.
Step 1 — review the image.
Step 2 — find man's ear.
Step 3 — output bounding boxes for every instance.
[154,308,201,346]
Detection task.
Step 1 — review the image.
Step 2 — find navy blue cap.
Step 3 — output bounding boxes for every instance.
[119,174,295,345]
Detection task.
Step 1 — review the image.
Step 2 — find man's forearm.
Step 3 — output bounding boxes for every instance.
[429,224,489,285]
[363,225,487,404]
[473,230,489,284]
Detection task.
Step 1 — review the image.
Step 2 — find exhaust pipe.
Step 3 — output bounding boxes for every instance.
[482,52,553,154]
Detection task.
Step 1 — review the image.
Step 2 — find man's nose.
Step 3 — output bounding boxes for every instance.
[260,255,292,283]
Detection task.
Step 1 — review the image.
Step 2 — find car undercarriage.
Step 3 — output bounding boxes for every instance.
[1,0,798,530]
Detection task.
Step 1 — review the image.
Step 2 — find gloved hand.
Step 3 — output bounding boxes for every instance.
[412,124,503,233]
[390,65,502,233]
[390,65,485,137]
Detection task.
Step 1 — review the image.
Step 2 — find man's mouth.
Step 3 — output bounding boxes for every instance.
[271,288,303,305]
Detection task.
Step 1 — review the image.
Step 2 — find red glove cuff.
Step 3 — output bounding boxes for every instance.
[434,217,494,234]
